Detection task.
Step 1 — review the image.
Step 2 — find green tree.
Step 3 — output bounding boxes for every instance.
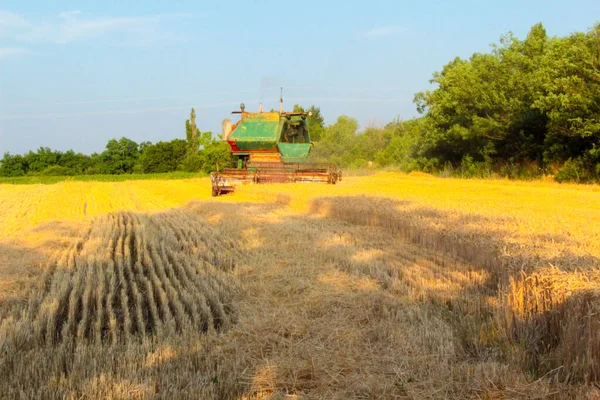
[0,153,27,176]
[293,104,326,141]
[414,23,551,170]
[185,108,199,156]
[100,137,140,174]
[532,23,600,174]
[140,139,187,173]
[201,141,232,173]
[24,147,61,173]
[309,116,360,167]
[182,108,215,172]
[306,105,325,141]
[59,150,92,174]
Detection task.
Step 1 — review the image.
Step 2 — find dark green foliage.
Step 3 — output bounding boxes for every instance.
[185,108,200,155]
[0,153,26,177]
[294,104,326,142]
[179,153,204,172]
[201,141,232,173]
[139,139,187,173]
[25,147,61,173]
[555,157,600,183]
[38,165,76,176]
[411,22,600,182]
[98,137,140,174]
[309,116,362,167]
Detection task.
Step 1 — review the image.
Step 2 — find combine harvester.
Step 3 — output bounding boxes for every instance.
[210,90,341,196]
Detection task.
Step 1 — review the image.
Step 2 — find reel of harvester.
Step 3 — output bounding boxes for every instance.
[211,161,342,196]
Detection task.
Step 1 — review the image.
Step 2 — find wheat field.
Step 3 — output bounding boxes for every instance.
[0,173,599,398]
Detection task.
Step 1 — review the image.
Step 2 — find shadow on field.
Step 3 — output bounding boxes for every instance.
[307,195,600,384]
[309,195,599,285]
[183,199,538,397]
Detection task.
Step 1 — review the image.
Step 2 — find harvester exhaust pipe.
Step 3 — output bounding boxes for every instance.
[279,87,283,114]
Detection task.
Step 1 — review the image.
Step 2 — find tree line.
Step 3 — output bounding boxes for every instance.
[0,109,230,177]
[2,22,599,182]
[308,22,600,183]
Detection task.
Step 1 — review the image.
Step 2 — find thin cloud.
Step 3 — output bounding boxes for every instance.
[362,25,407,38]
[0,10,28,28]
[0,47,31,58]
[0,10,30,39]
[1,10,195,46]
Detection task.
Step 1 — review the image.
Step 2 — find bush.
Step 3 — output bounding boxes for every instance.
[39,165,76,176]
[201,142,232,173]
[555,158,592,183]
[459,155,491,178]
[178,153,204,172]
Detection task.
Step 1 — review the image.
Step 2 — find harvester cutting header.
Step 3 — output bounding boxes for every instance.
[210,89,341,196]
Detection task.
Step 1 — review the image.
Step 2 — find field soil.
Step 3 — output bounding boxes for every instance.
[0,173,599,399]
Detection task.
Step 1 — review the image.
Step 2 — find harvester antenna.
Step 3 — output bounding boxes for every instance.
[279,87,283,114]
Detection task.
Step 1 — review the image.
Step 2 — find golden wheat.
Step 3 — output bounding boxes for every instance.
[1,173,599,398]
[0,207,241,398]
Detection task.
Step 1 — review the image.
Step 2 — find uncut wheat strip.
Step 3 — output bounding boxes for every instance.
[159,238,217,332]
[189,260,239,321]
[59,253,87,343]
[153,232,202,332]
[157,242,196,332]
[172,238,235,311]
[138,224,177,336]
[76,256,97,343]
[101,213,123,345]
[93,257,107,345]
[152,218,208,301]
[184,261,231,330]
[133,215,163,337]
[144,239,182,334]
[105,255,119,344]
[150,221,193,295]
[158,212,238,270]
[162,213,238,325]
[38,239,84,346]
[113,213,133,340]
[123,213,147,339]
[37,270,72,347]
[158,243,214,331]
[181,256,220,329]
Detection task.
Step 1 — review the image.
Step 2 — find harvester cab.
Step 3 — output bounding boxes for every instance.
[211,94,341,196]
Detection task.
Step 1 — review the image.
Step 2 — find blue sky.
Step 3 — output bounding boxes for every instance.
[0,0,599,154]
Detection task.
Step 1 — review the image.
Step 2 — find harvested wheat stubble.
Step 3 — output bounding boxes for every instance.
[0,209,241,398]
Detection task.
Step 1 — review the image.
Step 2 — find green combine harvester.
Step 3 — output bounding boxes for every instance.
[210,93,341,196]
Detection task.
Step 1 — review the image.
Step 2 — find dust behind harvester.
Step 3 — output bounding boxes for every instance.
[211,93,341,196]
